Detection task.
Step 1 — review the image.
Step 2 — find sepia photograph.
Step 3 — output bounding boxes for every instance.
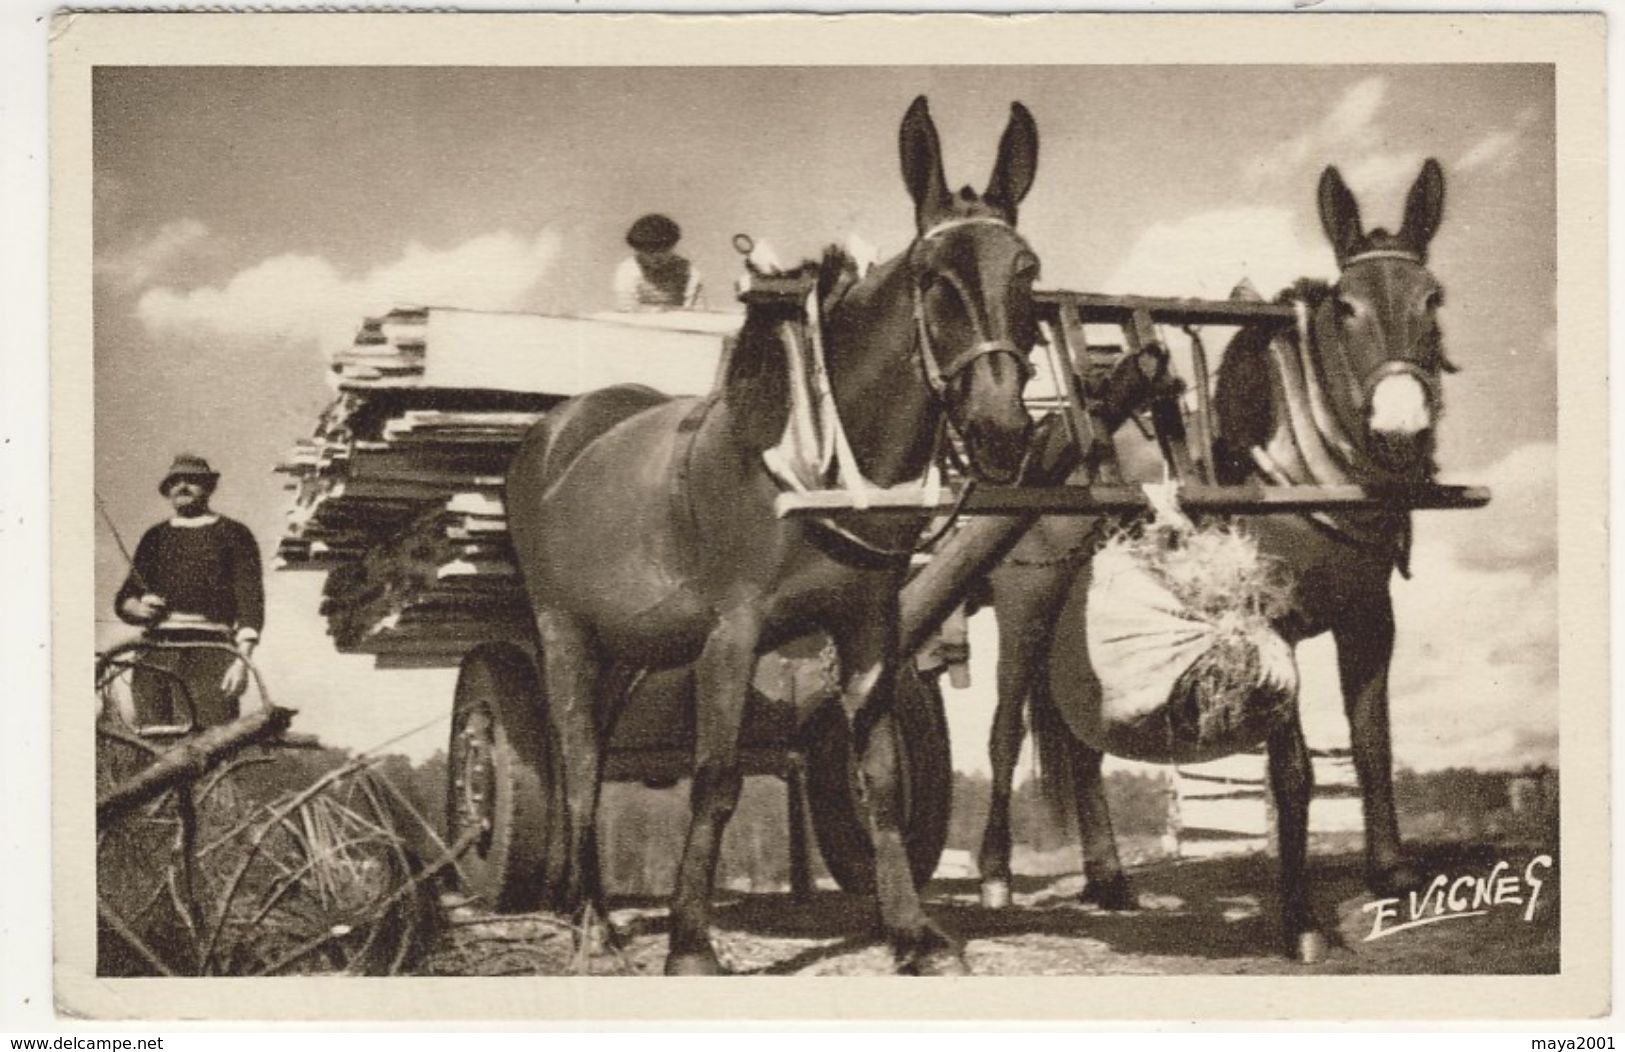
[46,11,1607,1021]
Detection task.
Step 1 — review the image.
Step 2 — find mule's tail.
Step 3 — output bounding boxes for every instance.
[1029,673,1076,827]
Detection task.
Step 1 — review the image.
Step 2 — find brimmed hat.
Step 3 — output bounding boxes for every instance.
[159,453,220,496]
[626,213,681,252]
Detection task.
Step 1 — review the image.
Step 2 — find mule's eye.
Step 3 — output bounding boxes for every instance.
[1424,289,1444,312]
[1334,296,1358,322]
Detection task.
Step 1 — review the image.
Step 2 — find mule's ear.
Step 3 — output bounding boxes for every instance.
[985,101,1039,221]
[1399,158,1446,257]
[900,95,950,228]
[1318,165,1364,264]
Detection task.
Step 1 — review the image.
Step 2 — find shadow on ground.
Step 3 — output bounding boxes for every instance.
[427,839,1559,976]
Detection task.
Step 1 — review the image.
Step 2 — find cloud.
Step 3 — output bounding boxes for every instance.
[96,218,211,293]
[138,228,563,356]
[1375,440,1559,769]
[1438,440,1556,575]
[1237,75,1439,213]
[1340,151,1428,202]
[1245,76,1394,187]
[1457,129,1522,174]
[1104,207,1332,301]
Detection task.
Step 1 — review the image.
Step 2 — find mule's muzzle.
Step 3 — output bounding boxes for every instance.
[964,412,1033,483]
[1365,369,1437,477]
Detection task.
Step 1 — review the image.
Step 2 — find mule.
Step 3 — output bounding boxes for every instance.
[506,96,1043,975]
[976,160,1453,961]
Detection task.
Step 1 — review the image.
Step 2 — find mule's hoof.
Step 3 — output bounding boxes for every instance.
[980,879,1012,910]
[573,908,626,954]
[585,920,627,954]
[664,949,727,976]
[1368,861,1424,897]
[1292,930,1329,965]
[893,925,966,976]
[1079,875,1139,912]
[897,947,969,976]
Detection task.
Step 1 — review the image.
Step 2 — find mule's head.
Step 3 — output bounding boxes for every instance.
[899,96,1040,483]
[1315,159,1454,479]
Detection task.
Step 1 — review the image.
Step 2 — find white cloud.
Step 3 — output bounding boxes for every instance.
[1245,76,1395,188]
[1457,129,1522,174]
[1386,440,1557,769]
[1341,151,1428,203]
[138,228,563,356]
[1104,207,1332,301]
[1436,440,1556,575]
[1322,76,1390,145]
[96,218,211,293]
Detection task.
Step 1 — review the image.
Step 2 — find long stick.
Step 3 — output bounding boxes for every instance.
[96,706,296,825]
[95,491,150,593]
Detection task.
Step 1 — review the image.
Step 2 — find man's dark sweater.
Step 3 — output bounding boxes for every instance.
[114,515,265,636]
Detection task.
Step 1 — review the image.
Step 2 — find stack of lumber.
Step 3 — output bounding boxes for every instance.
[277,305,731,667]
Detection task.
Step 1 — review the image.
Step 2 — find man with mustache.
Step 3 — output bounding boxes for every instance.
[114,454,265,731]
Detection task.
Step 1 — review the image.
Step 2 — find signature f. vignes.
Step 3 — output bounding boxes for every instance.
[1362,855,1554,941]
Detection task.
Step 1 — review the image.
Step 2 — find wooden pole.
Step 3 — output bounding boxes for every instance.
[97,707,297,826]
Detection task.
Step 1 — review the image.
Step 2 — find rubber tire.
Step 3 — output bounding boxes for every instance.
[446,643,567,913]
[803,665,952,894]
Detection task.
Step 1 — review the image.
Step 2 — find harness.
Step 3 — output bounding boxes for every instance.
[758,215,1032,559]
[1246,252,1441,576]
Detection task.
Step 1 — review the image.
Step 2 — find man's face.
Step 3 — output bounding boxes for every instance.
[167,477,213,517]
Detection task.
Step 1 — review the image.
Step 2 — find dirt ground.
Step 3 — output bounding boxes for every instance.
[425,839,1559,977]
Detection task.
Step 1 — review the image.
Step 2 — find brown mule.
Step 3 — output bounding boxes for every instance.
[506,96,1044,975]
[977,160,1454,963]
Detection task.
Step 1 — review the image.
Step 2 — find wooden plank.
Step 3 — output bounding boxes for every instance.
[778,483,1492,518]
[1036,290,1296,328]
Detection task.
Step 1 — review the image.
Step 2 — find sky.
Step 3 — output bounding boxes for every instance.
[91,64,1557,774]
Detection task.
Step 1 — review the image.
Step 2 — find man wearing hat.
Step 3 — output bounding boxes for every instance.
[114,454,265,730]
[612,213,704,311]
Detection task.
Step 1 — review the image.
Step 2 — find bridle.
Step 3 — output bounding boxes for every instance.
[909,215,1036,404]
[791,215,1037,560]
[1314,248,1447,427]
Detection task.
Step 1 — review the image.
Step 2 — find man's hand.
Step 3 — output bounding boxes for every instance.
[221,640,255,699]
[120,593,167,624]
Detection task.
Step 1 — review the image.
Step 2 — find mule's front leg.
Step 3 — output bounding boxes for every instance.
[840,625,966,976]
[1334,598,1419,895]
[975,676,1025,909]
[1267,711,1328,963]
[665,610,760,975]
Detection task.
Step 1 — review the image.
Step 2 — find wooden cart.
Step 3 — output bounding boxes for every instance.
[280,281,1487,915]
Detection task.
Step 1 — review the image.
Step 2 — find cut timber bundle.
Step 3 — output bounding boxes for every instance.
[277,305,732,667]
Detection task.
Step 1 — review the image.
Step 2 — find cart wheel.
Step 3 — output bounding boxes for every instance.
[446,643,566,913]
[803,665,951,894]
